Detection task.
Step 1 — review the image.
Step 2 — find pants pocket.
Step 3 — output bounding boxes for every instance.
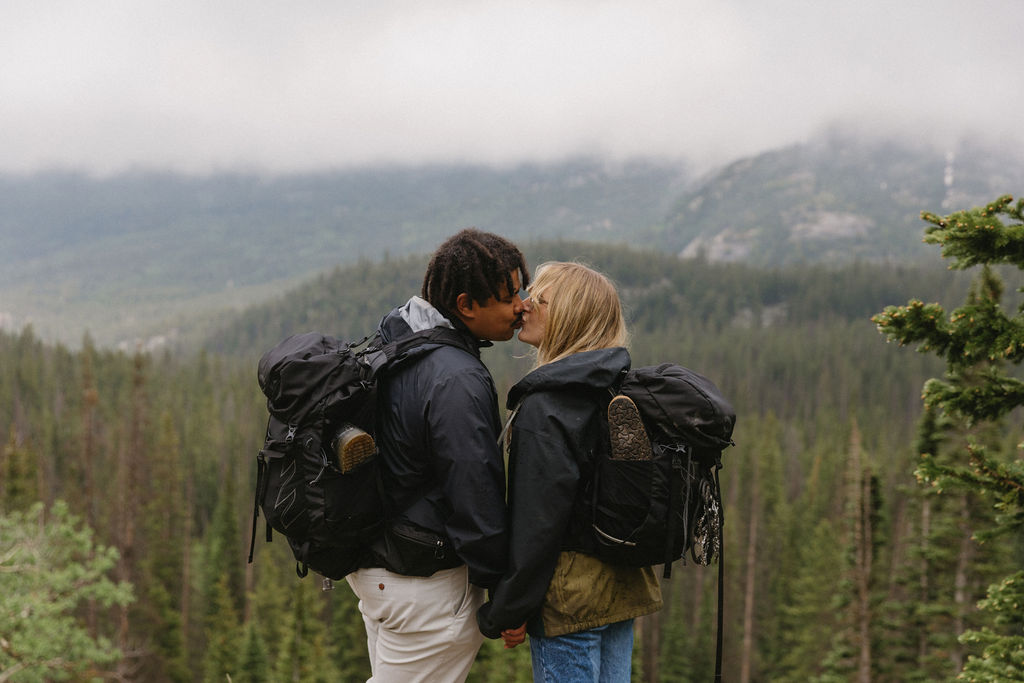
[452,569,476,617]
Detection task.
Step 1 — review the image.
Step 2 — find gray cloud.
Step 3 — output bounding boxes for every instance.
[2,0,1021,175]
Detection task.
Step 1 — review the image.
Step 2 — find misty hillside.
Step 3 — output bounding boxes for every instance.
[657,132,1024,265]
[2,130,1021,348]
[0,159,684,347]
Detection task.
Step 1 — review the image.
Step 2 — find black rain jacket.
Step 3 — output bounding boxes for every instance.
[477,347,634,637]
[370,297,508,590]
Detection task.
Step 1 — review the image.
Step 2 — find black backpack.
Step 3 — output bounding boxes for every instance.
[588,363,735,576]
[588,363,735,682]
[247,326,475,581]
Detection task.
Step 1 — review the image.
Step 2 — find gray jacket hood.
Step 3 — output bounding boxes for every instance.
[379,296,454,341]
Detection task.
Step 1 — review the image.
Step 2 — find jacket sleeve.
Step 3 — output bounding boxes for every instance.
[476,392,583,638]
[426,365,509,589]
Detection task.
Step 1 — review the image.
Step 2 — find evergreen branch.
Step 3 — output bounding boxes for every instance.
[922,195,1024,270]
[922,374,1024,423]
[872,300,950,353]
[968,446,1024,500]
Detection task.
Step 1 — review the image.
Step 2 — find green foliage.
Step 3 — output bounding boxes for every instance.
[271,583,343,683]
[875,196,1024,681]
[202,574,241,683]
[468,636,532,682]
[0,428,38,512]
[134,411,190,681]
[0,240,1008,681]
[774,519,844,681]
[203,468,245,620]
[959,571,1024,681]
[922,196,1024,269]
[235,619,270,683]
[0,501,134,681]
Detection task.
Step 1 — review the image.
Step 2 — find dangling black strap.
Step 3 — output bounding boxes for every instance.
[248,452,267,564]
[247,504,259,564]
[713,466,724,682]
[682,450,695,567]
[296,541,310,578]
[663,447,686,579]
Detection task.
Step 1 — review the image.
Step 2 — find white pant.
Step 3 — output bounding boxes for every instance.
[346,565,485,683]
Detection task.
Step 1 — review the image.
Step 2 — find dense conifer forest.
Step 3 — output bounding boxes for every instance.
[2,239,1022,681]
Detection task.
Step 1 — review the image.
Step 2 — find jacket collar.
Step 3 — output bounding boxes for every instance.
[380,296,491,353]
[507,347,630,409]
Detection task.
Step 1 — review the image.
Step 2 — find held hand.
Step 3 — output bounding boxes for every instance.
[500,623,527,649]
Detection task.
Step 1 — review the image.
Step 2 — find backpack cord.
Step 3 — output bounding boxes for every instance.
[497,403,521,448]
[714,465,724,682]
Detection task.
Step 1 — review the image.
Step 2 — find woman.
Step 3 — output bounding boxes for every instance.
[476,262,663,682]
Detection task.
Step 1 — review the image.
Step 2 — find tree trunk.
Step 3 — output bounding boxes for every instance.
[81,360,99,638]
[739,476,759,683]
[918,498,931,665]
[181,463,194,652]
[117,353,146,673]
[951,496,973,672]
[850,422,872,683]
[857,455,872,683]
[691,564,706,632]
[639,607,661,682]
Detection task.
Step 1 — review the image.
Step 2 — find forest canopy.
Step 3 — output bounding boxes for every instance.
[2,234,1021,681]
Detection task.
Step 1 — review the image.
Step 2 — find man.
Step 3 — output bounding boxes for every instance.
[345,229,528,683]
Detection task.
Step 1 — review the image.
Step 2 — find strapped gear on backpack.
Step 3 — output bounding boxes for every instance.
[588,363,734,577]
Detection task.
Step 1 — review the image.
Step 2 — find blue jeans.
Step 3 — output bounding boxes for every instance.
[529,619,634,683]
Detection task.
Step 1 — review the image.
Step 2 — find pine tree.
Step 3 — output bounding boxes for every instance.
[272,582,340,683]
[203,573,241,683]
[874,195,1024,680]
[78,333,101,533]
[1,426,38,512]
[110,350,150,678]
[203,462,245,619]
[658,594,697,683]
[0,501,134,681]
[236,619,270,683]
[810,423,888,683]
[135,411,190,681]
[329,586,373,682]
[774,519,844,682]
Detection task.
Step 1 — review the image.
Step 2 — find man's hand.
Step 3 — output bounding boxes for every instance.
[500,623,527,649]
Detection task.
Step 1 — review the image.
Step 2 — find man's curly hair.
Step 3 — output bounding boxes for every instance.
[422,229,529,316]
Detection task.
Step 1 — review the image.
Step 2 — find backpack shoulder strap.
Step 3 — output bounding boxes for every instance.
[365,326,478,374]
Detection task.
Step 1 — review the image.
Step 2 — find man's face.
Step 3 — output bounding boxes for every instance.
[457,271,525,342]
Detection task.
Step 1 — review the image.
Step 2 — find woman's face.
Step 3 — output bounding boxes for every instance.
[517,292,548,347]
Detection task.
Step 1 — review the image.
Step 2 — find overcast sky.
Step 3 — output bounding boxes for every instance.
[2,0,1021,176]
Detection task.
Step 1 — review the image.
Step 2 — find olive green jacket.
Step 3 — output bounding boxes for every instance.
[535,551,663,637]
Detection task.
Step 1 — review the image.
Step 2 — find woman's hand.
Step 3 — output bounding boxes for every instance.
[500,623,527,649]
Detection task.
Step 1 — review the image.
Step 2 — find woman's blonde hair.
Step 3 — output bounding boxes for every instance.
[528,261,628,366]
